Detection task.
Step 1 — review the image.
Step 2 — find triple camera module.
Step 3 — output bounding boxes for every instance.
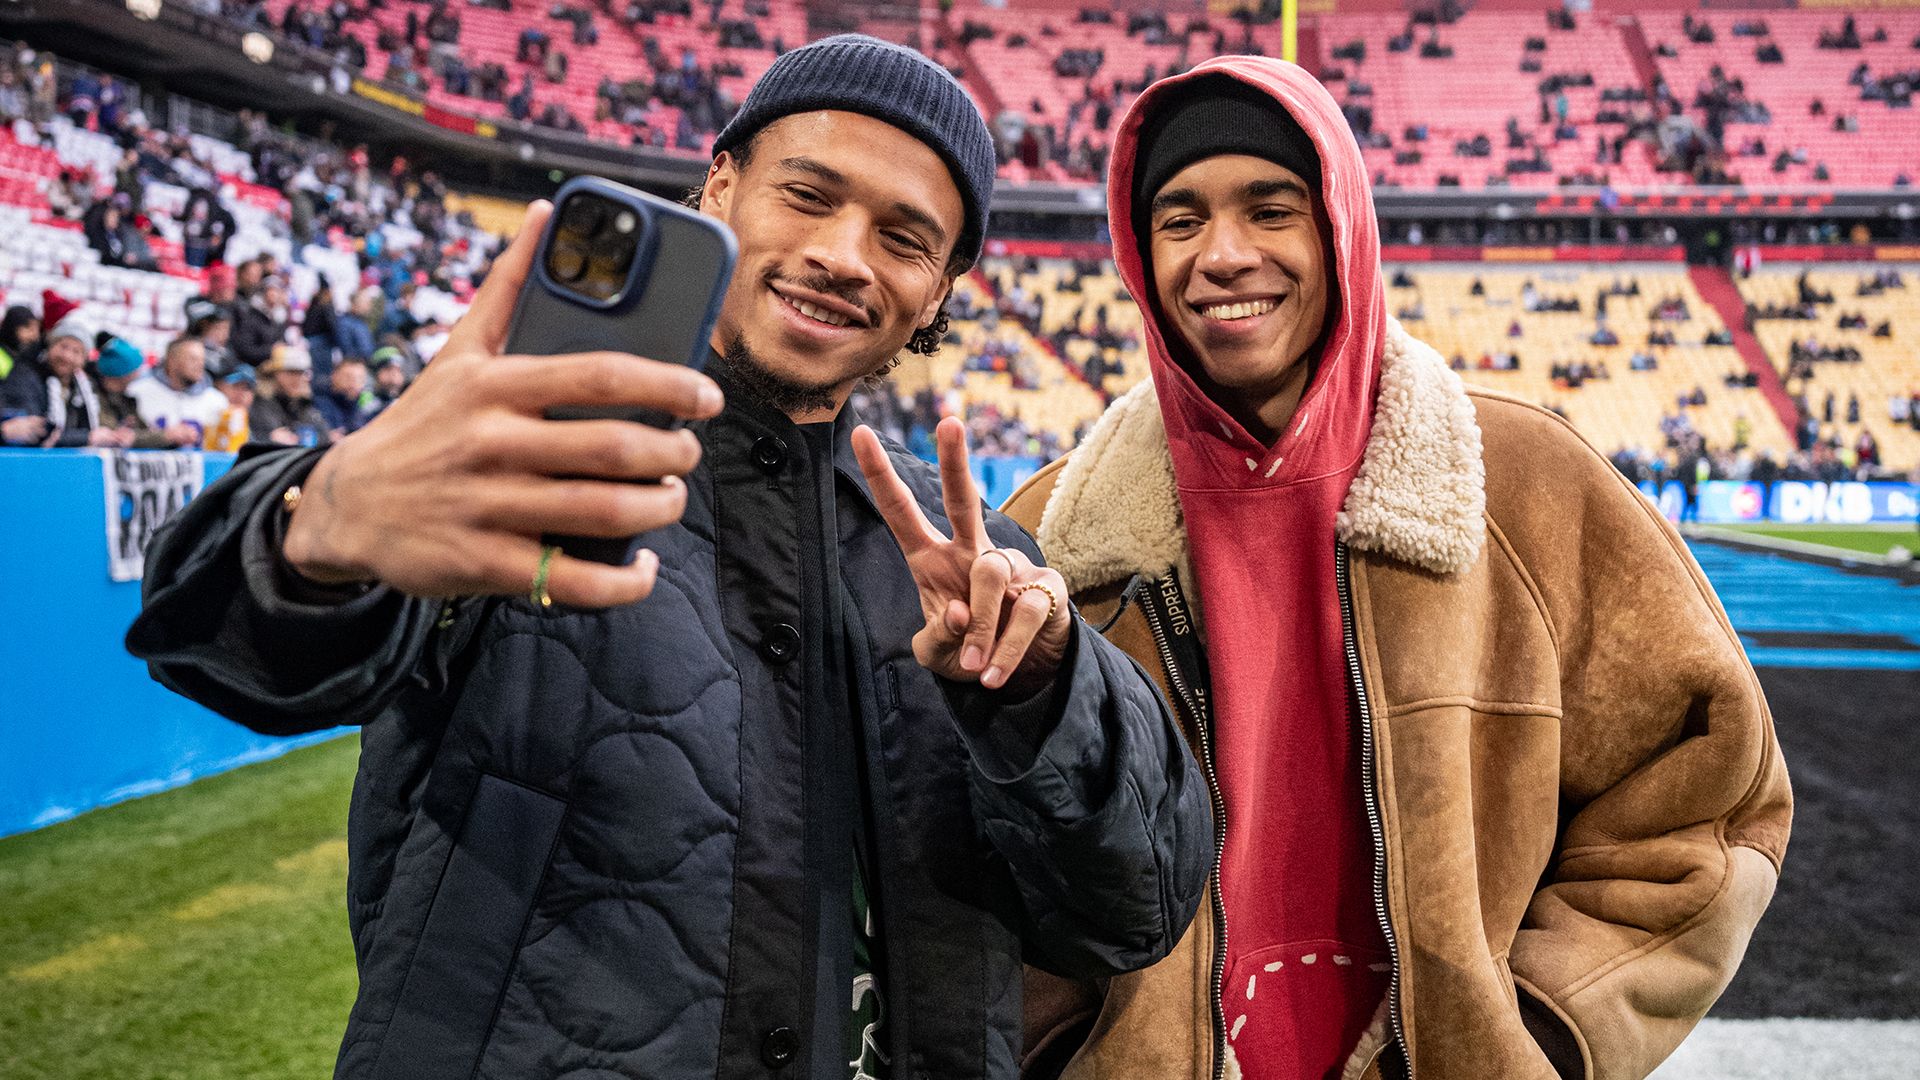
[544,191,646,304]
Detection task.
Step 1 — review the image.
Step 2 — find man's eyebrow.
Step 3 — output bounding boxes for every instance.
[1244,177,1310,201]
[1150,187,1201,217]
[889,201,949,249]
[774,156,847,186]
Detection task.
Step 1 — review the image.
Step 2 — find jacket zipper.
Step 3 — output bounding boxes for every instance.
[1337,541,1410,1077]
[1137,580,1230,1080]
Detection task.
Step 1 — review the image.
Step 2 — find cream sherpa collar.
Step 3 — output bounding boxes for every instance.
[1036,318,1486,592]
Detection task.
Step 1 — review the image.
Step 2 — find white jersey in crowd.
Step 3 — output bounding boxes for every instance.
[127,373,227,434]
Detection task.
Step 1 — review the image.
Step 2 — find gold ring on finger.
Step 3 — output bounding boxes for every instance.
[1010,581,1059,623]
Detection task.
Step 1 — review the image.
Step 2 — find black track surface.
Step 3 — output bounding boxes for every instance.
[1709,668,1920,1019]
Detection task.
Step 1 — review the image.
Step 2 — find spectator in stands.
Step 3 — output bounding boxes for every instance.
[249,344,328,446]
[1,316,131,447]
[1014,59,1786,1080]
[129,337,225,443]
[334,286,378,361]
[230,274,291,370]
[302,280,339,379]
[0,306,40,381]
[97,337,198,448]
[204,365,254,451]
[82,195,158,271]
[185,299,238,381]
[315,355,380,436]
[179,189,237,269]
[370,346,409,405]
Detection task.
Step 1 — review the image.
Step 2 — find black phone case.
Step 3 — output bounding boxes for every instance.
[504,178,737,566]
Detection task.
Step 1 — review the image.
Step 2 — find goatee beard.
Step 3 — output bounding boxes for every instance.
[715,333,841,417]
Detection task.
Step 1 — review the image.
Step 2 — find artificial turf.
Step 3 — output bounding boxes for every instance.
[0,734,360,1080]
[1720,523,1919,558]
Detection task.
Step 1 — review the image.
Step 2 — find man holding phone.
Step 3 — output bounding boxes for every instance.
[129,34,1210,1080]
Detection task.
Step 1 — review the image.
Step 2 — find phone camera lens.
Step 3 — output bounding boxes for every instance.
[561,197,606,237]
[549,246,589,283]
[613,211,637,235]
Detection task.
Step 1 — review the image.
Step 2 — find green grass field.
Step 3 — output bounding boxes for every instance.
[1714,523,1919,558]
[0,736,360,1080]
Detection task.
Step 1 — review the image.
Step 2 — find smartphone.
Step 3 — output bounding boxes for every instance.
[505,176,738,566]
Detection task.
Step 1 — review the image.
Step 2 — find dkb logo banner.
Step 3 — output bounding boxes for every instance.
[97,450,206,582]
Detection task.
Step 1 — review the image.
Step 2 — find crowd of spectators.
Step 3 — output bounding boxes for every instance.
[236,0,753,150]
[0,49,505,451]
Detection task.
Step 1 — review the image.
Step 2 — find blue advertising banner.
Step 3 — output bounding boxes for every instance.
[1639,480,1920,524]
[0,449,352,838]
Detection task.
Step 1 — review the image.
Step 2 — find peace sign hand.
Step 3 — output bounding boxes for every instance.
[852,417,1072,696]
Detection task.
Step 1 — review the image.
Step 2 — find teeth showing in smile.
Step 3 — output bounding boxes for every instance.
[1199,299,1277,321]
[783,293,852,327]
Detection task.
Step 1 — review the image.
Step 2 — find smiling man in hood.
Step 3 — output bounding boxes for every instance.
[1005,58,1789,1080]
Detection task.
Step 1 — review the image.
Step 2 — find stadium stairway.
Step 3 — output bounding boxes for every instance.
[1689,264,1801,436]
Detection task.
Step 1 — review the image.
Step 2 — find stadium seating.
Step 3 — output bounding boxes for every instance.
[1388,265,1795,459]
[1735,264,1920,467]
[1318,11,1653,190]
[266,0,813,153]
[1645,10,1920,189]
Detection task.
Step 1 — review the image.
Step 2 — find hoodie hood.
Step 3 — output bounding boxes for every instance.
[1108,56,1385,486]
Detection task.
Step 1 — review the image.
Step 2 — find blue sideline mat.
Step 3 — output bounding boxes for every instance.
[1687,542,1920,670]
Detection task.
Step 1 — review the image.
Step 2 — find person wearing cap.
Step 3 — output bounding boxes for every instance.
[230,272,291,370]
[128,336,226,444]
[0,315,131,447]
[130,34,1209,1080]
[369,345,410,405]
[1003,60,1789,1080]
[249,344,330,446]
[185,297,239,380]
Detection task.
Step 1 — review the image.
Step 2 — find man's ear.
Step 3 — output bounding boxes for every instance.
[917,277,957,333]
[700,151,739,219]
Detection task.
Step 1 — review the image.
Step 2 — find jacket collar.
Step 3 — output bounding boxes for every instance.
[1036,318,1485,592]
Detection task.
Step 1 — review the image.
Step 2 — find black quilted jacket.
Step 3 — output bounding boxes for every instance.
[128,375,1212,1080]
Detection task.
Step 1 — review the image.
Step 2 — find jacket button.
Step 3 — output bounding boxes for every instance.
[752,435,788,475]
[761,1026,798,1069]
[759,623,800,664]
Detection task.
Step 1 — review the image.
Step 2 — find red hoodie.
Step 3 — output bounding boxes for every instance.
[1107,59,1392,1080]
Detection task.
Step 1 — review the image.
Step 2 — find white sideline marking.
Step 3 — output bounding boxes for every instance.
[1650,1019,1920,1080]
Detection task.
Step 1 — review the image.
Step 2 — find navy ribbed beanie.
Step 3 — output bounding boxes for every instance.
[713,34,995,266]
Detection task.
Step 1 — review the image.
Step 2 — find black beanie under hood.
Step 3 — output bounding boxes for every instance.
[1130,74,1323,246]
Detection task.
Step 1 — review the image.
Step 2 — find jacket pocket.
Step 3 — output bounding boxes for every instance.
[372,774,568,1080]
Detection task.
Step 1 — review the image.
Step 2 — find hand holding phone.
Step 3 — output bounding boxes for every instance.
[280,198,728,608]
[505,177,738,564]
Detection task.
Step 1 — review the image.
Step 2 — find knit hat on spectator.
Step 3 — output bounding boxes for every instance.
[371,345,406,370]
[41,289,81,330]
[95,338,145,378]
[46,314,96,351]
[711,33,995,267]
[222,364,257,386]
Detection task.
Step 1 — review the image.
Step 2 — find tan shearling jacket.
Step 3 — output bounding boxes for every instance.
[1002,320,1791,1080]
